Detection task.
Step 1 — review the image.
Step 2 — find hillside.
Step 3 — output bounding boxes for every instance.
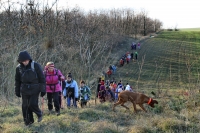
[1,31,200,133]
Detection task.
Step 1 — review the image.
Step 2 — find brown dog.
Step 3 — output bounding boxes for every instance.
[113,91,158,112]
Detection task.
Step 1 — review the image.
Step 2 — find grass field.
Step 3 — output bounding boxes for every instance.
[1,30,200,133]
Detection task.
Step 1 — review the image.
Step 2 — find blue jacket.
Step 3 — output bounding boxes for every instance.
[63,80,79,98]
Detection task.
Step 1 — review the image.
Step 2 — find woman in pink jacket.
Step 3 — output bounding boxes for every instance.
[44,62,64,115]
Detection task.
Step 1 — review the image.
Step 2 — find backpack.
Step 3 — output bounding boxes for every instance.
[19,61,37,78]
[44,68,59,77]
[18,61,40,85]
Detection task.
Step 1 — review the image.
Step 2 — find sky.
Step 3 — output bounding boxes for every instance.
[1,0,200,29]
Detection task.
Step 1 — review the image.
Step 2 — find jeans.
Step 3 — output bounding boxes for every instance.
[67,96,77,107]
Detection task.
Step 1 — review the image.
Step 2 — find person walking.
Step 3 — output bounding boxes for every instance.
[135,51,138,60]
[63,73,79,108]
[15,51,46,126]
[137,42,141,49]
[79,80,91,107]
[44,62,65,115]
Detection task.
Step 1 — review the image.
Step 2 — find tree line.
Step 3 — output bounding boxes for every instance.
[0,1,162,99]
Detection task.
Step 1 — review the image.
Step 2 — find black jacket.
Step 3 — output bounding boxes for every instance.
[15,51,46,95]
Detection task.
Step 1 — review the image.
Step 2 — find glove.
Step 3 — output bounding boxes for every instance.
[16,92,21,98]
[64,96,67,99]
[40,92,46,97]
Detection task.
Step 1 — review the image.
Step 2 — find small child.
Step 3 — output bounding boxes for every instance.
[79,80,91,107]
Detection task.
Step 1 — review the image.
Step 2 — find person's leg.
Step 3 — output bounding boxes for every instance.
[53,92,60,114]
[58,91,62,108]
[27,108,34,124]
[22,95,31,125]
[47,93,53,111]
[29,93,43,122]
[72,97,77,108]
[67,96,71,108]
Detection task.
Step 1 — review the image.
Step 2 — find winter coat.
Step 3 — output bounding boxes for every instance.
[79,86,91,102]
[44,69,64,93]
[15,51,46,96]
[125,85,131,91]
[63,80,79,98]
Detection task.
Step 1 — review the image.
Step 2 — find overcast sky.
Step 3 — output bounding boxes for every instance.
[1,0,200,29]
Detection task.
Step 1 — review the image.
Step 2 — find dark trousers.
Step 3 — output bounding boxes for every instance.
[47,92,60,112]
[58,91,62,108]
[22,93,42,124]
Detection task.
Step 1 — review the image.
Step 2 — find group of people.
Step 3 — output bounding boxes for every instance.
[106,65,117,78]
[119,51,138,66]
[131,42,141,50]
[96,77,134,103]
[15,51,91,126]
[15,49,136,126]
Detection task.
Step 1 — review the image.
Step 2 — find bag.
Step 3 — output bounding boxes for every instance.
[19,61,38,83]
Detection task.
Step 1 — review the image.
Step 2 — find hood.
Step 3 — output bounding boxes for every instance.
[17,51,32,63]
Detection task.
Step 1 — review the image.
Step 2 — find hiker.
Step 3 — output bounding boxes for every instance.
[120,58,124,66]
[125,83,131,91]
[109,65,113,72]
[135,51,138,60]
[96,77,102,98]
[98,84,106,103]
[131,42,135,50]
[131,52,134,59]
[106,82,115,101]
[126,53,131,64]
[63,73,79,108]
[106,69,112,78]
[15,51,46,126]
[44,62,65,115]
[115,85,123,101]
[137,42,141,49]
[79,80,91,107]
[112,65,117,74]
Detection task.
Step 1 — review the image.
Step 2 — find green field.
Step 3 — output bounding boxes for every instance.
[115,31,200,92]
[1,30,200,133]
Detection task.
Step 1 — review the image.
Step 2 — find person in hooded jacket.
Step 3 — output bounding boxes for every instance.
[15,51,46,126]
[44,62,65,115]
[79,80,91,107]
[63,73,79,108]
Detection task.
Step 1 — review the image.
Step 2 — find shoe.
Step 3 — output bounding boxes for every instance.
[56,111,60,116]
[38,115,43,122]
[25,121,34,126]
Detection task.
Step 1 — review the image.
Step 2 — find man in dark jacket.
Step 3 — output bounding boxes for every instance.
[15,51,46,126]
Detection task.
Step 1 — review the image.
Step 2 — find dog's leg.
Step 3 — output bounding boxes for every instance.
[138,104,147,112]
[113,101,122,111]
[132,103,137,113]
[121,102,129,110]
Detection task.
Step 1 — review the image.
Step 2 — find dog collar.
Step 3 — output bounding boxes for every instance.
[148,98,152,105]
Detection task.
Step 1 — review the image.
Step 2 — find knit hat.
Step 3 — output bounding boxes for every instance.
[67,73,72,78]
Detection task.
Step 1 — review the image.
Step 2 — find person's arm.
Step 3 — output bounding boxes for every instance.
[74,80,79,98]
[63,80,67,98]
[15,66,21,97]
[57,70,65,81]
[87,86,91,96]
